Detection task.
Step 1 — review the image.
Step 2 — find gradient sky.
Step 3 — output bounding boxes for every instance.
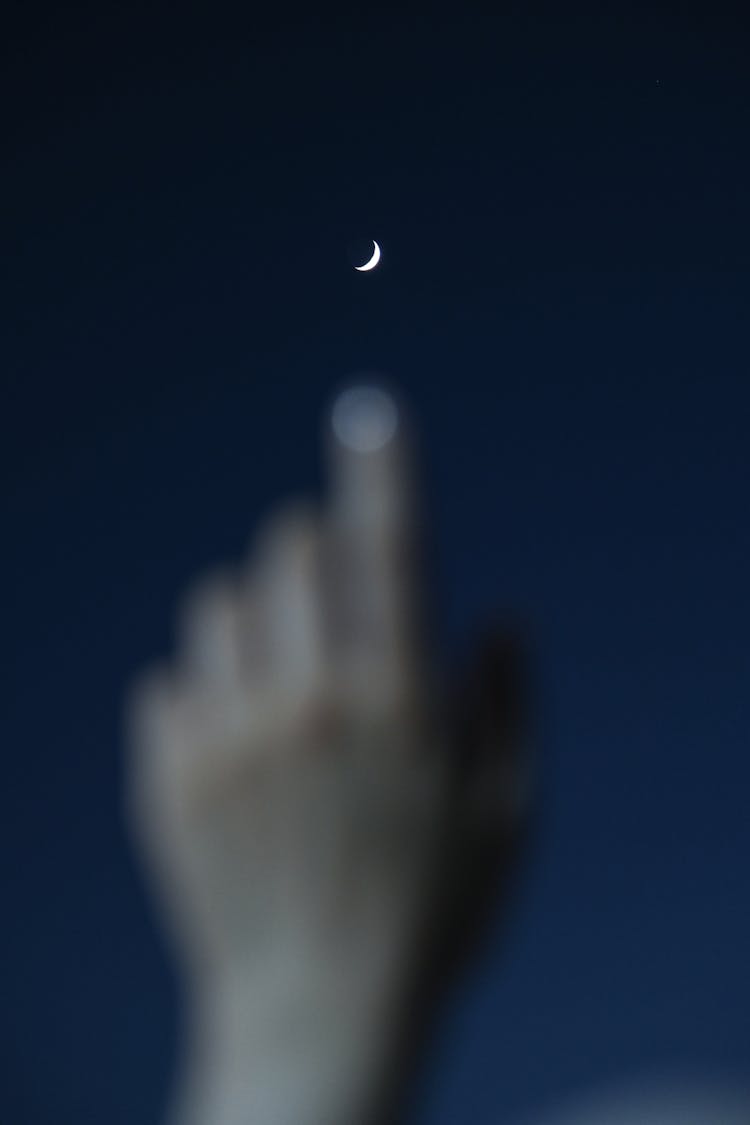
[2,3,749,1123]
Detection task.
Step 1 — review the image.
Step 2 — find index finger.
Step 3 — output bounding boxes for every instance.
[325,384,425,709]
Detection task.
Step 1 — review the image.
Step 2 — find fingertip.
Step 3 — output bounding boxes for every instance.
[330,384,400,455]
[176,570,242,683]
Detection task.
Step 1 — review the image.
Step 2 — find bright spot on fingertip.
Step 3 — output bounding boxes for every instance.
[332,386,398,453]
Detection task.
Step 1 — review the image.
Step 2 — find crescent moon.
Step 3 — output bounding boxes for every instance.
[354,240,381,272]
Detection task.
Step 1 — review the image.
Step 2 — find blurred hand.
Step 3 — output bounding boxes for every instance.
[126,387,527,1125]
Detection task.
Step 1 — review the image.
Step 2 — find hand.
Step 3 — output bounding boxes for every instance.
[126,387,528,1125]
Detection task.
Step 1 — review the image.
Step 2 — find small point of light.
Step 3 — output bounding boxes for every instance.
[332,386,398,453]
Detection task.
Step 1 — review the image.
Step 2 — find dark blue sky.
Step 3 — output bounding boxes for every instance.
[2,3,749,1122]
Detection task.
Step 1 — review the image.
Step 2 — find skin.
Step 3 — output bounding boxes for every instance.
[125,387,529,1125]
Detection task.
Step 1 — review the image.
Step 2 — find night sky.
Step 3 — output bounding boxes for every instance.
[2,3,749,1123]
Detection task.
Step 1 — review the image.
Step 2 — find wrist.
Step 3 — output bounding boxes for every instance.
[171,962,397,1125]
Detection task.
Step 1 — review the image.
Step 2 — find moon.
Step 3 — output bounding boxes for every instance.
[354,240,381,272]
